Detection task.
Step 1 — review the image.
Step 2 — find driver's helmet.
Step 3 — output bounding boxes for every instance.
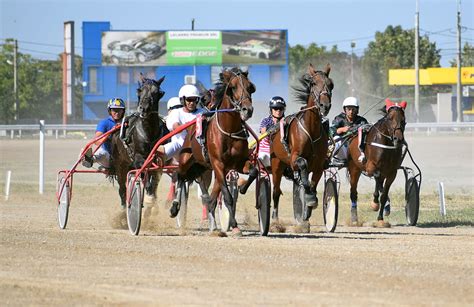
[107,97,126,110]
[342,96,359,108]
[178,84,200,102]
[269,96,286,109]
[167,97,182,111]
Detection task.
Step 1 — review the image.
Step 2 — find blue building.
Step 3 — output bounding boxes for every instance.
[82,22,289,124]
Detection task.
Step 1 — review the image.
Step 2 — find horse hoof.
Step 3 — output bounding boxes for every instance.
[231,227,243,237]
[384,205,391,216]
[293,221,310,233]
[374,220,391,228]
[270,221,286,233]
[350,208,359,226]
[209,230,227,237]
[169,200,179,218]
[370,202,380,211]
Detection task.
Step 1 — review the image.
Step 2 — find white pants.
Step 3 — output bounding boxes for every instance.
[163,135,184,160]
[94,146,111,168]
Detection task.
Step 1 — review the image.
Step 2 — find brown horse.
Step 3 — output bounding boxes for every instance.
[110,76,167,207]
[176,67,256,233]
[270,64,333,223]
[347,100,407,223]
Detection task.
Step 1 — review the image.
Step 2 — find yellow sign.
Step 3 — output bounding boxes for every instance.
[389,67,474,85]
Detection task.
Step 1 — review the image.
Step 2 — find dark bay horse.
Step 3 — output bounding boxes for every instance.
[177,67,256,233]
[111,75,168,207]
[347,99,407,224]
[270,64,334,223]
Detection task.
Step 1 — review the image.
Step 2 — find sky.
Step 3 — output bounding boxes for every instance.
[1,0,473,67]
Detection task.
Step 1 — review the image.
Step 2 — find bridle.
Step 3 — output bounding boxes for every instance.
[371,107,406,148]
[215,70,253,140]
[309,71,332,115]
[223,70,252,112]
[137,80,163,118]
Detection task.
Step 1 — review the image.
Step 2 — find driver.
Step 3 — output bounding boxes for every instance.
[157,84,204,161]
[330,96,369,166]
[82,98,126,170]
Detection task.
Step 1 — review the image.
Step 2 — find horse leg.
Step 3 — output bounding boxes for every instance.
[304,170,323,221]
[348,165,362,225]
[294,157,317,207]
[378,174,396,221]
[198,170,212,222]
[271,161,285,221]
[239,161,258,194]
[116,168,127,209]
[371,176,383,211]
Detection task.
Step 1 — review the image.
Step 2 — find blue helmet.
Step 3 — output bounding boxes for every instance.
[107,98,125,110]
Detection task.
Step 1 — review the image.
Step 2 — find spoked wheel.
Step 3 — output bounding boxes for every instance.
[256,177,271,236]
[217,178,238,231]
[405,177,420,226]
[57,176,71,229]
[176,181,188,229]
[293,182,311,224]
[323,178,338,232]
[127,175,143,236]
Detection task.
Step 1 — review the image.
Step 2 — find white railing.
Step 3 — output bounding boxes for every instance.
[0,122,472,139]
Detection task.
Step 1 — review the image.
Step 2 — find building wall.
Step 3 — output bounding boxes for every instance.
[82,22,289,122]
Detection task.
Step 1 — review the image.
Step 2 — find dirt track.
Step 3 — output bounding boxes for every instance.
[0,136,473,305]
[1,184,473,306]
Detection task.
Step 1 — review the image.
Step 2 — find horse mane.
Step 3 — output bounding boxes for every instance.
[292,73,313,105]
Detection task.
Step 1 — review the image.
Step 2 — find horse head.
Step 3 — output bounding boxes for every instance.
[384,99,407,147]
[219,67,256,121]
[307,63,334,116]
[136,75,165,118]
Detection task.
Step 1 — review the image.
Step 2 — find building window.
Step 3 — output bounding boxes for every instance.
[118,67,130,84]
[270,66,283,84]
[88,66,99,94]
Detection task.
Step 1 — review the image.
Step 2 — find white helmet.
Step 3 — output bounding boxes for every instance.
[178,84,200,100]
[167,97,181,110]
[342,96,359,108]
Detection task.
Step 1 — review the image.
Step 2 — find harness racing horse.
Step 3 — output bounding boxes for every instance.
[176,67,256,233]
[111,75,168,207]
[270,64,334,225]
[347,99,407,224]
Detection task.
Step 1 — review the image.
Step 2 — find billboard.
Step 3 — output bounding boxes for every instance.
[101,30,286,66]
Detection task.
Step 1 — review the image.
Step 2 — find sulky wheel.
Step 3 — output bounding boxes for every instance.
[405,177,420,226]
[127,175,143,235]
[323,177,339,232]
[57,177,71,229]
[257,177,271,236]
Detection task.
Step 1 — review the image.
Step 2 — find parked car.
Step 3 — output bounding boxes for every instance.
[107,39,165,64]
[226,39,281,60]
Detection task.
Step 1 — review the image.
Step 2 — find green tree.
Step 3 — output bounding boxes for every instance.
[0,39,82,124]
[361,25,441,96]
[449,42,474,67]
[289,43,353,105]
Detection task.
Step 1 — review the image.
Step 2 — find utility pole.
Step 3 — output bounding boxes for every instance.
[456,0,463,122]
[414,0,420,123]
[192,18,196,82]
[350,41,355,95]
[13,39,18,121]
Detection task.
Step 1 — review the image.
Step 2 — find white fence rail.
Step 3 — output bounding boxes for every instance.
[0,122,473,139]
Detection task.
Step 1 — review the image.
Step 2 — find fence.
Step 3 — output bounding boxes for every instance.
[1,122,473,139]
